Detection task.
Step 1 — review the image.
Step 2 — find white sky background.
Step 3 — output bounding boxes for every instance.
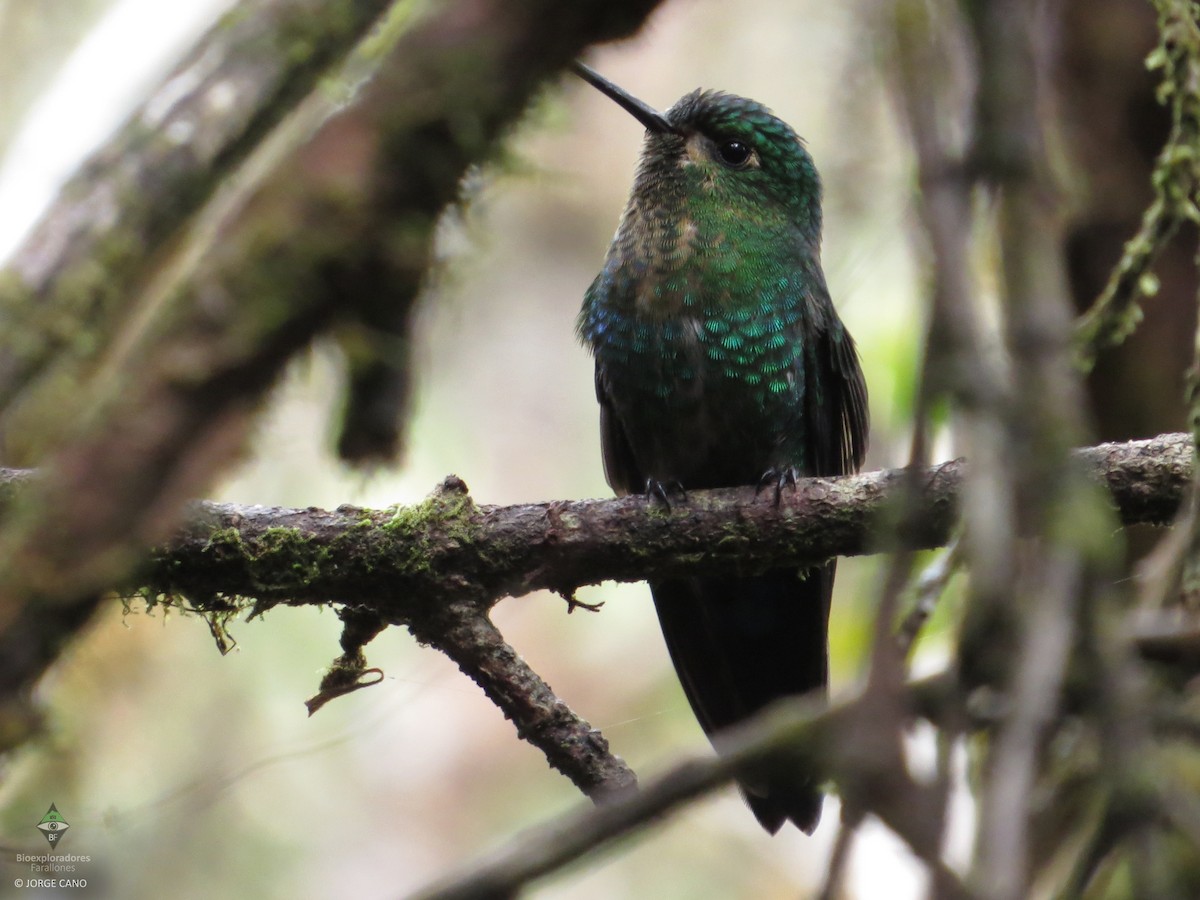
[0,2,961,896]
[0,0,235,261]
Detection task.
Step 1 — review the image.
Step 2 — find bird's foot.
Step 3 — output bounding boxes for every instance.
[755,466,800,507]
[644,477,687,510]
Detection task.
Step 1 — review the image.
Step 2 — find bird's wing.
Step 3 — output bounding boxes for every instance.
[595,361,643,496]
[804,313,869,477]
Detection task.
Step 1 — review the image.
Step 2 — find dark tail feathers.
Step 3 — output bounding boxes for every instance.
[650,564,833,834]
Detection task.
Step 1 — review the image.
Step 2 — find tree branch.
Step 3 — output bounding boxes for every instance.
[401,551,638,801]
[0,0,397,441]
[123,434,1189,614]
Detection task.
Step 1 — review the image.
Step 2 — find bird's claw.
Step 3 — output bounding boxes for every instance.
[644,477,687,510]
[755,466,800,507]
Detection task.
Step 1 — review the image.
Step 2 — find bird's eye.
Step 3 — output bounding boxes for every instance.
[716,139,753,168]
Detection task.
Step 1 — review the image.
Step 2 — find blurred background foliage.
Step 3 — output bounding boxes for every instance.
[0,0,1180,897]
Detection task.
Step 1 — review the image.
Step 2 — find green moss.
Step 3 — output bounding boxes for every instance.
[644,502,674,520]
[197,524,331,594]
[379,486,479,574]
[255,526,327,587]
[141,482,482,629]
[204,526,247,553]
[0,273,32,323]
[714,529,751,552]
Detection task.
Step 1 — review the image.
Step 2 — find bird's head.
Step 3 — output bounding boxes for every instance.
[573,63,822,242]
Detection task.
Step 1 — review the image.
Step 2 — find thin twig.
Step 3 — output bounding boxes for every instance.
[410,679,971,900]
[897,536,963,658]
[412,607,637,801]
[817,813,862,900]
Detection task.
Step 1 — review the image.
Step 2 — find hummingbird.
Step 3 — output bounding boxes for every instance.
[574,63,869,834]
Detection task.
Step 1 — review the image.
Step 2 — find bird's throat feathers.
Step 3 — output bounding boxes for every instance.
[594,103,823,320]
[603,172,809,320]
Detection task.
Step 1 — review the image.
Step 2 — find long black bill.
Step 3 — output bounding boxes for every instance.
[570,61,677,135]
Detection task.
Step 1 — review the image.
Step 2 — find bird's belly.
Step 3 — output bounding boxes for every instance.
[606,352,801,490]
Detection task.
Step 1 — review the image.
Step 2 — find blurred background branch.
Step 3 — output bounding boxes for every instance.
[0,0,667,706]
[0,0,396,433]
[410,677,973,900]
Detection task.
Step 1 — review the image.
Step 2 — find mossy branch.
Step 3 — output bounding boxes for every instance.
[108,434,1186,616]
